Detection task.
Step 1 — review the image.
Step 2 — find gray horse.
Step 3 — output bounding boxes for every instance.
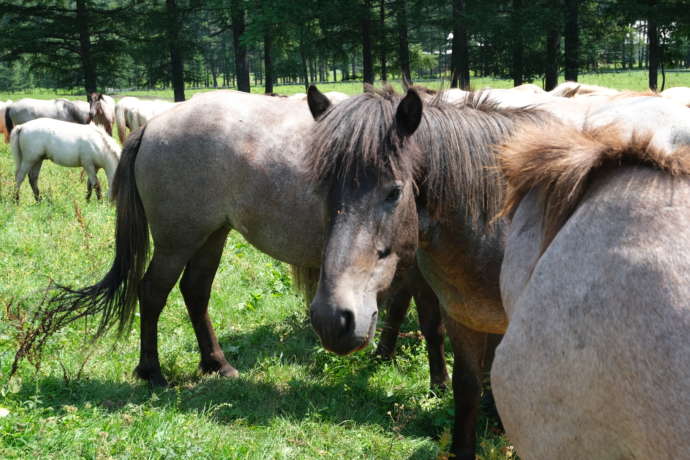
[495,121,690,459]
[37,90,447,389]
[5,98,90,135]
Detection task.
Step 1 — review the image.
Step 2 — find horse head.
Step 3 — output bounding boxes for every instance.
[305,85,423,355]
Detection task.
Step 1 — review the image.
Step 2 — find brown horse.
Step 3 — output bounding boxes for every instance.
[305,85,549,459]
[88,93,116,136]
[496,122,690,459]
[35,90,447,389]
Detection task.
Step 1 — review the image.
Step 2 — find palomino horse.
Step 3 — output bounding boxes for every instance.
[11,118,121,202]
[661,86,690,107]
[5,98,90,136]
[37,91,447,389]
[0,100,11,142]
[304,86,690,459]
[114,97,176,143]
[549,81,619,98]
[305,86,548,459]
[496,121,690,459]
[88,93,116,136]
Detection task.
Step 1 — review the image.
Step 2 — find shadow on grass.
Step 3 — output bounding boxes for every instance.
[11,311,449,441]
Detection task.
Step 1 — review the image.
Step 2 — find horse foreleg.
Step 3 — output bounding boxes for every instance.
[180,227,238,378]
[83,166,100,202]
[135,249,188,387]
[28,161,43,202]
[374,284,411,360]
[411,278,449,391]
[444,317,490,460]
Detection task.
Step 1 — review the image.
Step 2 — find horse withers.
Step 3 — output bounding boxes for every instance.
[10,118,121,202]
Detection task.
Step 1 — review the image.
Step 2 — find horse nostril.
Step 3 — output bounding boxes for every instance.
[337,309,354,337]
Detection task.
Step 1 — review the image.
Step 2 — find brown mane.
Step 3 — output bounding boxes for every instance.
[499,122,690,251]
[306,85,550,225]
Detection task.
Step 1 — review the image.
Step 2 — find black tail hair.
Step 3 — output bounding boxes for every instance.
[5,106,13,134]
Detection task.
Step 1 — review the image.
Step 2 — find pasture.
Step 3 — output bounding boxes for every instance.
[1,73,688,459]
[0,101,508,458]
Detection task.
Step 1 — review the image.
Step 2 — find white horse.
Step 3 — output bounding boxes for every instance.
[6,98,91,136]
[661,86,690,108]
[114,97,176,143]
[10,118,121,203]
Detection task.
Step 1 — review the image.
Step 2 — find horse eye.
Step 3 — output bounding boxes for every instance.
[385,186,402,204]
[377,248,391,259]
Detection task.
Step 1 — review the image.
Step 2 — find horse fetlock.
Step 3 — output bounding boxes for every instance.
[200,357,239,378]
[133,363,168,387]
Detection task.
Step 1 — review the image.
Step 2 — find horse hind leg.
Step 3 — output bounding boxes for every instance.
[179,226,238,378]
[28,161,44,202]
[14,162,32,203]
[83,165,101,201]
[134,248,190,386]
[374,284,411,360]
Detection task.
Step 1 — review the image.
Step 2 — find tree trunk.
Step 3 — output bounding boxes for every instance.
[76,0,97,96]
[379,0,387,81]
[564,0,579,81]
[511,0,524,86]
[395,0,411,82]
[450,0,470,89]
[264,26,273,93]
[361,0,375,85]
[165,0,185,101]
[647,2,659,91]
[231,0,250,92]
[545,27,559,90]
[299,32,309,90]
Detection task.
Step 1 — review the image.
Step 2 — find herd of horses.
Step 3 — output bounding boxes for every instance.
[3,80,690,459]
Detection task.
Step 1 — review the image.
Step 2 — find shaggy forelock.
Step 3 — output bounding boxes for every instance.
[305,85,421,188]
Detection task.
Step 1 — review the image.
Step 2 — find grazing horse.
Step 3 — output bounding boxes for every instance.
[88,93,116,136]
[305,86,549,459]
[0,100,11,142]
[11,118,121,202]
[5,98,90,136]
[36,91,447,390]
[496,122,690,459]
[304,86,690,459]
[114,97,176,143]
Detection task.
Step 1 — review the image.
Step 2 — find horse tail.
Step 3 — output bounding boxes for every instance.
[9,124,22,172]
[290,265,320,308]
[5,106,13,135]
[41,125,150,339]
[115,102,127,144]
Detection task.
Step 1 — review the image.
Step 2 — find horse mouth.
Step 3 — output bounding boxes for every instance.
[331,310,378,355]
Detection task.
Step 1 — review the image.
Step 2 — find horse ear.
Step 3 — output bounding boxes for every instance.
[307,85,331,120]
[395,89,423,139]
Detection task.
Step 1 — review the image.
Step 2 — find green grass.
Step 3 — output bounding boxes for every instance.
[3,69,687,102]
[0,127,513,458]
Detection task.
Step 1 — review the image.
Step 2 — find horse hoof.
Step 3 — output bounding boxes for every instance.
[133,365,168,387]
[200,360,239,378]
[373,346,394,361]
[429,380,448,395]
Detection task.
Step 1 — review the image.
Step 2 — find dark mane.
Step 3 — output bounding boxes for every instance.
[305,85,549,225]
[305,85,422,187]
[418,90,550,223]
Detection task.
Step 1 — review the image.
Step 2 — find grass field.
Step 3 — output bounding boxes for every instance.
[1,70,686,459]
